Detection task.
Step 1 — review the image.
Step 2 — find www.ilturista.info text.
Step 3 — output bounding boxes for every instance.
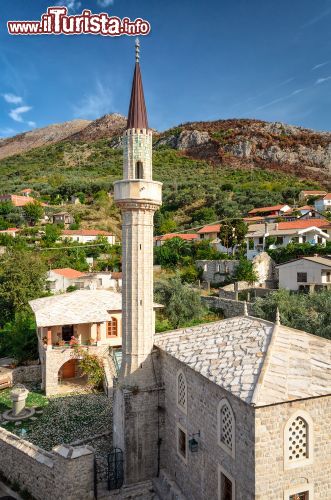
[7,7,151,36]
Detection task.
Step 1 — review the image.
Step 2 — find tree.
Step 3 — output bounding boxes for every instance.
[23,201,44,225]
[0,312,38,363]
[252,289,331,339]
[233,258,258,284]
[155,237,191,268]
[0,250,47,323]
[42,224,61,245]
[73,346,104,389]
[154,275,205,329]
[219,219,248,253]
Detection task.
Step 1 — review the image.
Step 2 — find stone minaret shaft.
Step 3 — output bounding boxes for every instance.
[114,39,162,386]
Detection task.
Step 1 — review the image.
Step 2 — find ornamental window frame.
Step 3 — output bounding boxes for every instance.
[218,398,235,459]
[176,369,187,414]
[284,410,314,470]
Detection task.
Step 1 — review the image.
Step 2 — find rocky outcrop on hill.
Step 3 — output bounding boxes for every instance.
[0,119,90,160]
[155,119,331,186]
[70,113,127,142]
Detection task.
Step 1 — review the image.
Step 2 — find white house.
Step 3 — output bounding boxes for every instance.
[47,268,122,293]
[61,229,115,244]
[314,193,331,212]
[47,268,86,292]
[277,256,331,292]
[246,220,330,260]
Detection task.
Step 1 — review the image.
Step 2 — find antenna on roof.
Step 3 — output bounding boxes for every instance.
[135,37,140,63]
[275,307,281,325]
[243,301,248,316]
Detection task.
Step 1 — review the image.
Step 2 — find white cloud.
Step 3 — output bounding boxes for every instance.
[312,62,329,71]
[73,80,113,119]
[97,0,114,7]
[28,121,37,128]
[9,106,32,123]
[56,0,82,13]
[301,8,331,28]
[291,88,304,96]
[2,93,23,104]
[315,76,331,85]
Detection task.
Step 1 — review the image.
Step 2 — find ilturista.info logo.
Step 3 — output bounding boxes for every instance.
[7,7,151,36]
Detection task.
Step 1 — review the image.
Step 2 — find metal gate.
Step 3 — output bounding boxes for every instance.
[107,447,124,490]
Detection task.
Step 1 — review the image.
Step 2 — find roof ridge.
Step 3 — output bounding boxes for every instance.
[250,321,280,406]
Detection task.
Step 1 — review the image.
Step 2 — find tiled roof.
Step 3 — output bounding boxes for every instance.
[0,194,46,207]
[62,229,114,236]
[323,193,331,200]
[154,233,198,241]
[277,219,329,230]
[301,190,327,196]
[154,316,331,406]
[51,268,86,279]
[29,290,162,327]
[197,224,221,234]
[0,227,19,233]
[276,256,331,268]
[248,204,286,214]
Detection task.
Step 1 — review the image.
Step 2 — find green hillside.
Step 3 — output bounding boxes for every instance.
[0,139,321,232]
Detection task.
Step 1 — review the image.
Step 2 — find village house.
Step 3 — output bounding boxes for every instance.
[153,233,198,246]
[29,289,161,396]
[19,188,34,197]
[314,193,331,212]
[47,268,122,293]
[247,203,291,218]
[0,194,47,208]
[0,227,20,237]
[60,229,115,244]
[299,190,327,202]
[276,255,331,292]
[51,211,74,228]
[197,223,221,240]
[246,219,330,259]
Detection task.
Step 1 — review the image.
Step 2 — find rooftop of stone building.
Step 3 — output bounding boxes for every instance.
[30,289,162,327]
[154,315,331,406]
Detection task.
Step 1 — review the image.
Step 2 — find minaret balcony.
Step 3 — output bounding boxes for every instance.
[114,179,162,207]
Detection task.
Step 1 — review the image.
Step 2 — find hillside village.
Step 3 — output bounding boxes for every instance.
[0,43,331,500]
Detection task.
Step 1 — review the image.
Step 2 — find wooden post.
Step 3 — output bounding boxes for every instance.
[97,323,101,342]
[47,328,52,346]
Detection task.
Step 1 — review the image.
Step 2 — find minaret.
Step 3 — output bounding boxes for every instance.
[113,40,163,484]
[114,39,162,384]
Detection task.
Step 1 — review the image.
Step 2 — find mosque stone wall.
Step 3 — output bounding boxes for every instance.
[158,350,256,500]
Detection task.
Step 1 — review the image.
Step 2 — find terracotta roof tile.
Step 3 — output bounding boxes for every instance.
[62,229,114,236]
[197,224,221,234]
[51,268,86,279]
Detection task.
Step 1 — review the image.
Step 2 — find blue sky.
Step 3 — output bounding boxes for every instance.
[0,0,330,137]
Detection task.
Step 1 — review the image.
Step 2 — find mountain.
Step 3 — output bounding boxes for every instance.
[0,119,91,160]
[155,119,331,186]
[1,115,329,186]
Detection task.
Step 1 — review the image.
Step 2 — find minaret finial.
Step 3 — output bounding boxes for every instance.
[135,38,140,63]
[243,301,248,316]
[275,307,281,325]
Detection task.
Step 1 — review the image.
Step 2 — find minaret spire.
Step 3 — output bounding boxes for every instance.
[127,39,148,130]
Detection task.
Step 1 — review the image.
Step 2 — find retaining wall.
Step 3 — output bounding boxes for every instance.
[0,428,94,500]
[202,296,255,318]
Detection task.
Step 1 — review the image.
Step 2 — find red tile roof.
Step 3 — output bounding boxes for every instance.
[298,205,313,210]
[51,268,86,278]
[154,233,198,241]
[0,194,47,207]
[323,193,331,200]
[62,229,114,236]
[277,219,330,230]
[0,227,19,233]
[248,204,286,215]
[197,224,221,234]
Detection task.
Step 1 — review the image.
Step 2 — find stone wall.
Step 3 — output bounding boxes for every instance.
[255,396,331,499]
[202,296,255,318]
[0,428,94,500]
[219,281,257,299]
[159,351,256,500]
[196,260,239,285]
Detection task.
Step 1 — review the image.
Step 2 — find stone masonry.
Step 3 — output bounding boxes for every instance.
[0,428,94,500]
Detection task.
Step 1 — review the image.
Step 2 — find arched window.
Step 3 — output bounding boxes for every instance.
[177,370,187,414]
[284,411,313,469]
[135,161,143,179]
[218,399,235,458]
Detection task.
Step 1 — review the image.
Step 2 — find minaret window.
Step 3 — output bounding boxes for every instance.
[136,161,144,179]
